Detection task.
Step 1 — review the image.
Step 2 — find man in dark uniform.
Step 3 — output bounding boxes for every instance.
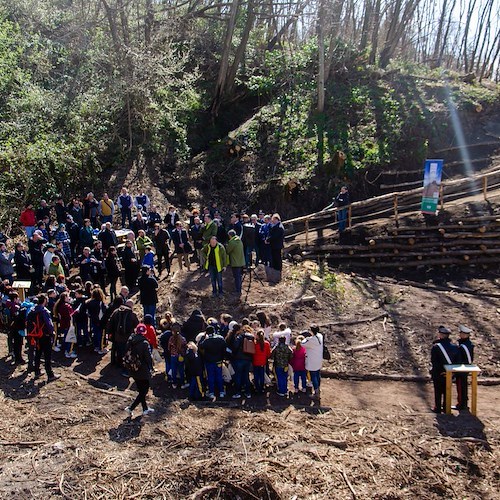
[335,186,350,232]
[453,324,474,411]
[430,325,459,413]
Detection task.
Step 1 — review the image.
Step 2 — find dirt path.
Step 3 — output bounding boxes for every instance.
[0,352,498,499]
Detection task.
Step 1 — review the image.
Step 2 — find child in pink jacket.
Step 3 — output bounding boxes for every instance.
[290,336,307,393]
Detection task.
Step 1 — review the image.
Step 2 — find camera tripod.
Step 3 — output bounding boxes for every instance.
[241,265,265,303]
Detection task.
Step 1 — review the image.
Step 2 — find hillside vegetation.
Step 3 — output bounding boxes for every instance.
[0,0,499,227]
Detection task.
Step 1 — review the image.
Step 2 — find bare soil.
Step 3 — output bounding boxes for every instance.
[0,262,499,499]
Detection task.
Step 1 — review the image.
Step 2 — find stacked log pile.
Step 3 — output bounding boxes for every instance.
[302,215,500,269]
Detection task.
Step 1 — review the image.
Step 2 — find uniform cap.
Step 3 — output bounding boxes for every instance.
[458,324,472,334]
[438,325,451,334]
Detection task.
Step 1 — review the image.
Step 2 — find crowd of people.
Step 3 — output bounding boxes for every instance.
[0,283,326,415]
[0,190,327,416]
[5,189,286,300]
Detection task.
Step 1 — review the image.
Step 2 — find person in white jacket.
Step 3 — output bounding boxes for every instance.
[301,324,323,399]
[271,323,291,346]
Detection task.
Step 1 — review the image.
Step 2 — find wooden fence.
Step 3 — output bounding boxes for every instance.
[284,166,500,246]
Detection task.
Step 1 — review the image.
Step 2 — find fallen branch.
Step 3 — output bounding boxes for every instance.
[320,312,388,328]
[337,466,357,499]
[376,277,500,299]
[320,370,500,386]
[250,295,317,308]
[0,440,46,447]
[344,341,382,353]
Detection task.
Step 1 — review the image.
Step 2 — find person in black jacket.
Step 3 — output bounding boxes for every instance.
[54,197,67,225]
[137,265,158,323]
[268,214,284,273]
[454,325,475,410]
[125,324,154,416]
[105,246,121,300]
[28,231,46,293]
[14,242,32,280]
[228,323,254,399]
[122,240,139,290]
[335,186,350,232]
[199,326,227,399]
[182,309,207,343]
[185,342,205,400]
[430,326,459,413]
[107,300,139,372]
[65,215,80,264]
[171,221,192,271]
[153,224,170,275]
[98,222,118,252]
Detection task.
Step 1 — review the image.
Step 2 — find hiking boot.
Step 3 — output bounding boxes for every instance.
[219,392,226,398]
[47,374,61,383]
[69,352,78,359]
[142,408,155,416]
[232,393,241,399]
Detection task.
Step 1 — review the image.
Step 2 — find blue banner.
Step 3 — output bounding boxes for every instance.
[421,159,444,214]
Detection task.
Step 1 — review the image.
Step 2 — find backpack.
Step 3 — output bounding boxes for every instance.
[26,310,45,340]
[321,335,331,361]
[123,341,142,372]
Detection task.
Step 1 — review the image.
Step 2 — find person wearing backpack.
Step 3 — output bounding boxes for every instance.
[125,324,154,417]
[107,299,139,375]
[272,336,293,397]
[199,325,227,399]
[229,323,254,399]
[27,294,60,382]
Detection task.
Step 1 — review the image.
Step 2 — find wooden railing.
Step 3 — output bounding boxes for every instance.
[284,166,500,245]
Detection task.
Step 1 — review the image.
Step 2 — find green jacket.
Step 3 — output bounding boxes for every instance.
[202,243,227,272]
[201,221,218,244]
[225,236,245,268]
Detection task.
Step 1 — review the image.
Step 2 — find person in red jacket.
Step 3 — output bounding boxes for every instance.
[142,315,158,350]
[252,330,271,393]
[53,292,77,358]
[290,336,307,393]
[20,203,37,238]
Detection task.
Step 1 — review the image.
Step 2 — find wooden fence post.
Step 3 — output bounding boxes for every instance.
[348,206,352,229]
[483,177,488,200]
[393,194,399,227]
[439,184,444,210]
[305,219,309,247]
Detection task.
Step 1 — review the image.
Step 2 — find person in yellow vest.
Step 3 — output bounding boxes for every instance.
[99,193,115,224]
[202,236,227,297]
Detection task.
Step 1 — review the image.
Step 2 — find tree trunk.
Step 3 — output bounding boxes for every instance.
[368,0,381,64]
[226,0,256,95]
[359,0,373,51]
[431,0,448,67]
[211,0,240,116]
[144,0,154,46]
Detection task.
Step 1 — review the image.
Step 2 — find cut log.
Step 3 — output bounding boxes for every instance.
[319,312,388,327]
[319,370,500,386]
[434,140,500,153]
[250,295,317,308]
[344,341,382,353]
[321,256,500,268]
